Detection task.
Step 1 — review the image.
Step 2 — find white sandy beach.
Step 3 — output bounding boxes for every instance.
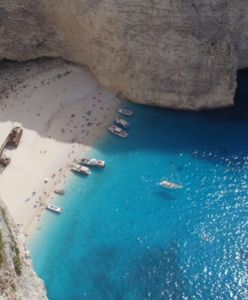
[0,59,120,238]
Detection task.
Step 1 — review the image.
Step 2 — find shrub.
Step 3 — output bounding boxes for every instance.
[0,230,4,266]
[13,255,21,276]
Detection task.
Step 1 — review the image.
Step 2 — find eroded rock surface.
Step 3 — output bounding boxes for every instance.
[0,1,247,109]
[0,200,47,300]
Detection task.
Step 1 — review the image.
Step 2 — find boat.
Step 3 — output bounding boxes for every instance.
[54,189,65,195]
[71,163,91,175]
[80,158,105,168]
[0,157,11,167]
[159,180,183,189]
[114,117,130,129]
[117,108,133,117]
[108,125,128,138]
[46,203,63,214]
[7,127,23,147]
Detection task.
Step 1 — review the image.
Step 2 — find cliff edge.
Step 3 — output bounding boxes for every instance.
[0,1,247,108]
[0,200,47,300]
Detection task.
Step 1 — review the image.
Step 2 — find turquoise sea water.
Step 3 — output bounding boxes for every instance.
[30,102,248,300]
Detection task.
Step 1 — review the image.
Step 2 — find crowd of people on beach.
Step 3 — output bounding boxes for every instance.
[0,60,120,239]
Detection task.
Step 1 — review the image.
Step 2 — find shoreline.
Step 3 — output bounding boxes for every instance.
[23,127,107,242]
[0,59,120,243]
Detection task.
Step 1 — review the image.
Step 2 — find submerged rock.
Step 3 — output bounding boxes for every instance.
[0,1,247,109]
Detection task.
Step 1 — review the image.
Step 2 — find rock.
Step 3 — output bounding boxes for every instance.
[0,200,47,300]
[0,1,247,110]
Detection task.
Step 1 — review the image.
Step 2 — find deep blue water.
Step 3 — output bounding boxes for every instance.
[30,103,248,300]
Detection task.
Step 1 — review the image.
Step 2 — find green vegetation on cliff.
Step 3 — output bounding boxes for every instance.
[0,207,21,275]
[0,230,4,266]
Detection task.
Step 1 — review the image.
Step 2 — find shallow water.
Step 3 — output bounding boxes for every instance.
[30,103,248,300]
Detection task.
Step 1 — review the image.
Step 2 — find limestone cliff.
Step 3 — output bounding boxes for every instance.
[0,200,47,300]
[0,1,247,109]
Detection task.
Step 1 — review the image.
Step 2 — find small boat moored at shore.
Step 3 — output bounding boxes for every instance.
[114,117,130,129]
[159,180,183,189]
[46,203,63,214]
[54,189,65,196]
[118,108,133,117]
[71,163,91,175]
[80,158,105,168]
[108,124,128,138]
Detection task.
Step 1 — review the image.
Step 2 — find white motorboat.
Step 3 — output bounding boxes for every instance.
[71,163,91,175]
[46,203,63,214]
[117,108,133,117]
[159,180,182,189]
[114,117,130,129]
[80,158,105,168]
[108,125,128,138]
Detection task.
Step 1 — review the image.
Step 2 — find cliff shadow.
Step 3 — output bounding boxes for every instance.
[0,57,118,148]
[1,58,248,169]
[97,99,248,168]
[234,68,248,107]
[92,68,248,167]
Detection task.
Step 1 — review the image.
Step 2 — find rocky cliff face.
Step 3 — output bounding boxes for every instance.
[0,1,247,109]
[0,200,47,300]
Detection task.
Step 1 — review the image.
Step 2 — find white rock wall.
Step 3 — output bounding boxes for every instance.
[0,1,247,109]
